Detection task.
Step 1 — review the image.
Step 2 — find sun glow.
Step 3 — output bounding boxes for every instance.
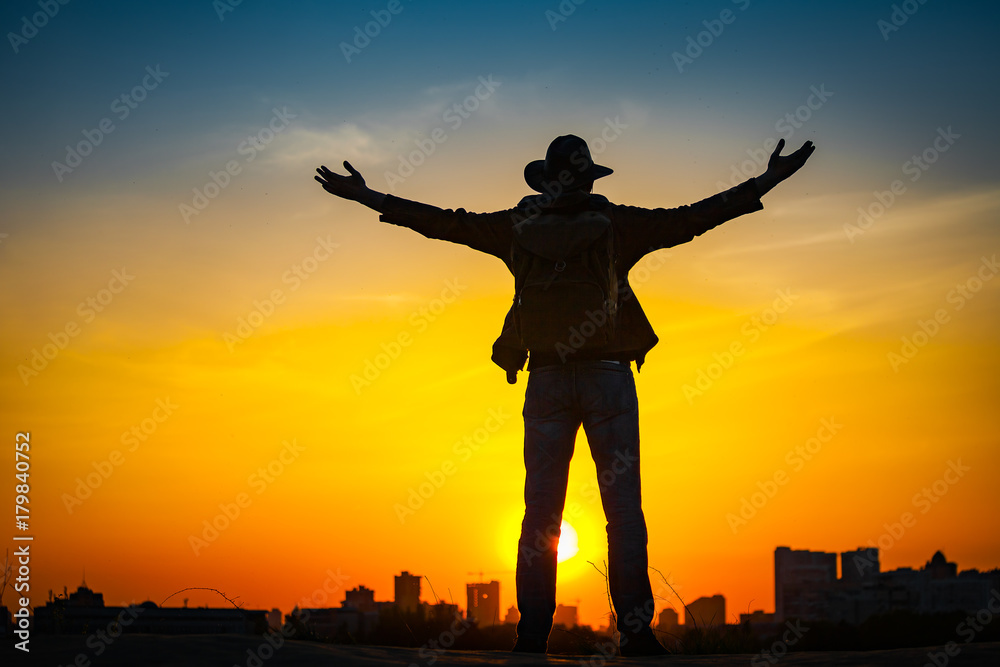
[557,521,579,562]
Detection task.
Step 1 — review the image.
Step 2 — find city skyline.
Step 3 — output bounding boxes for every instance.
[18,544,995,634]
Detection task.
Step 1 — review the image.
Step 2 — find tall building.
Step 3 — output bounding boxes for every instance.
[656,607,683,651]
[841,547,880,583]
[774,546,837,622]
[466,581,500,627]
[394,571,421,614]
[553,604,578,628]
[778,547,998,625]
[344,585,377,613]
[685,595,726,627]
[656,607,679,633]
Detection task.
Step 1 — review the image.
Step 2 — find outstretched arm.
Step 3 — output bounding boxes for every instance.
[613,139,815,264]
[315,161,386,212]
[754,139,815,197]
[314,160,516,260]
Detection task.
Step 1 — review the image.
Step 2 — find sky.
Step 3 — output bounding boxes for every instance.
[1,0,999,631]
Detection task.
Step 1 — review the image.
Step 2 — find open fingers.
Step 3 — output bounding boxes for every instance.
[316,163,362,182]
[793,141,816,162]
[768,138,786,168]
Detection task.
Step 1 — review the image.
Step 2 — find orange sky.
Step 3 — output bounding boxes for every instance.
[2,1,999,628]
[2,137,998,626]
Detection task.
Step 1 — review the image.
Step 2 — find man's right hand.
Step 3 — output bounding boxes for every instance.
[315,161,386,211]
[315,161,369,200]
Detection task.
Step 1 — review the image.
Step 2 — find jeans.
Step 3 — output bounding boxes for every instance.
[515,360,655,640]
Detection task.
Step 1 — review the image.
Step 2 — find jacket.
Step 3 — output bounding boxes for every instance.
[377,178,764,375]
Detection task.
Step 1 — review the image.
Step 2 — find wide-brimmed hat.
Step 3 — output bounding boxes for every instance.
[524,135,613,194]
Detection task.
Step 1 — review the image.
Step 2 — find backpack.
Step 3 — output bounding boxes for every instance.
[511,209,618,357]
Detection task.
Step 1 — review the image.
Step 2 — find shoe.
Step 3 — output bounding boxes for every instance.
[619,627,668,657]
[512,635,548,653]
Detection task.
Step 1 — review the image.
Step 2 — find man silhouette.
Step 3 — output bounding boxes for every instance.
[316,133,814,655]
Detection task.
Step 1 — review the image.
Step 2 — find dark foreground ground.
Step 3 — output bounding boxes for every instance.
[5,636,1000,667]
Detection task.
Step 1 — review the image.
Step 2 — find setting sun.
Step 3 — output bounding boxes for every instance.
[558,521,579,563]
